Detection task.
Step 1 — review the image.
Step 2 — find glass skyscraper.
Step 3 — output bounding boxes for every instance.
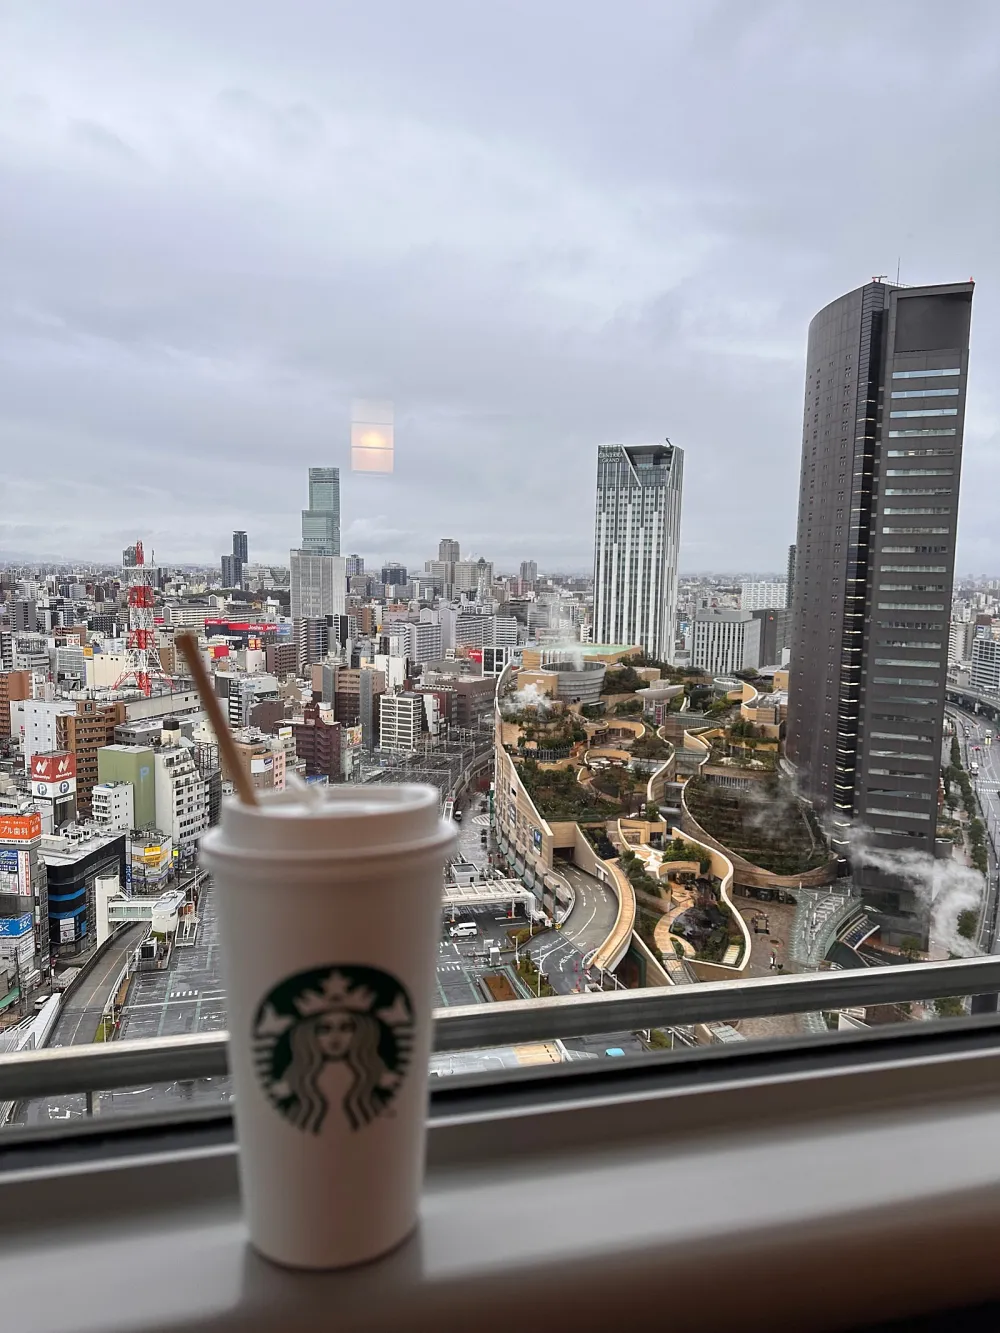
[301,467,340,556]
[592,442,683,660]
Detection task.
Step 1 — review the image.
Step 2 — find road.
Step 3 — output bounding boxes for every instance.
[946,705,1000,954]
[16,888,231,1128]
[558,863,619,961]
[46,923,148,1048]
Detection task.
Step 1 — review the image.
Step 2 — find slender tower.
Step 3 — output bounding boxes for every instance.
[593,442,684,660]
[786,280,973,944]
[114,540,169,696]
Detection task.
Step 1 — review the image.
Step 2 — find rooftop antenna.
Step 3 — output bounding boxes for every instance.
[895,257,901,285]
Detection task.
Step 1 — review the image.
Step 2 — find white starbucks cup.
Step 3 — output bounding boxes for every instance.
[199,783,456,1270]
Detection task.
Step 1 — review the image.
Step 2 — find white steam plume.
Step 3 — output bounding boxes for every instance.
[849,824,984,957]
[501,682,553,718]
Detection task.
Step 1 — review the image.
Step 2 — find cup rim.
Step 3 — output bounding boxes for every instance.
[199,822,456,866]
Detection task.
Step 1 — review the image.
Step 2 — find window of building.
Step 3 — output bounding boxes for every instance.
[891,367,962,378]
[889,409,958,418]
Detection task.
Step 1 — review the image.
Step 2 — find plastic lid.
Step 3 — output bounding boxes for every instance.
[213,783,443,858]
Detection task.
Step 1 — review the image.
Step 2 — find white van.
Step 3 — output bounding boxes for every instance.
[450,921,478,939]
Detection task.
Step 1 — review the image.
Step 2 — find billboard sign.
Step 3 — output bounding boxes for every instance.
[34,777,76,799]
[204,621,277,634]
[250,755,274,773]
[0,848,30,896]
[0,914,33,938]
[59,917,76,943]
[0,814,41,842]
[31,752,77,782]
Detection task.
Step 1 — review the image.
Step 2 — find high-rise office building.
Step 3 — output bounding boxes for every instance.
[971,637,1000,695]
[380,564,408,588]
[740,581,787,611]
[691,609,761,675]
[221,554,243,588]
[301,467,340,556]
[592,442,683,660]
[232,530,249,563]
[786,279,973,942]
[378,693,424,752]
[519,560,538,586]
[438,538,460,563]
[289,552,347,621]
[345,554,365,577]
[12,598,37,633]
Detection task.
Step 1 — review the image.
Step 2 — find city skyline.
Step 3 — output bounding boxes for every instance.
[2,7,1000,573]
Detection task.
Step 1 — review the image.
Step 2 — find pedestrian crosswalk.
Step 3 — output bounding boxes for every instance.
[169,989,199,1000]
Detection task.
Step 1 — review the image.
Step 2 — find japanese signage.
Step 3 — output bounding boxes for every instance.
[59,917,76,943]
[0,849,29,896]
[0,914,32,938]
[0,814,41,842]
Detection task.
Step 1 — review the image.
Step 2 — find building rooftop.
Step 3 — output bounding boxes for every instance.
[39,826,125,865]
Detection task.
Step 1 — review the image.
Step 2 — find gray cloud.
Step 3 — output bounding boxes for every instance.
[1,0,999,572]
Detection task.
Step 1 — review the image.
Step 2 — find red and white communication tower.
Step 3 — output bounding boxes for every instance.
[114,540,170,697]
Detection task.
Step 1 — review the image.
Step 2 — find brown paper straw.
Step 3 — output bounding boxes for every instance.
[175,631,258,806]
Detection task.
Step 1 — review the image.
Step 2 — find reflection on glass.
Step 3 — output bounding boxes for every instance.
[351,400,395,474]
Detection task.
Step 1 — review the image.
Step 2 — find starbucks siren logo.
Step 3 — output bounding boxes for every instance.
[252,964,414,1133]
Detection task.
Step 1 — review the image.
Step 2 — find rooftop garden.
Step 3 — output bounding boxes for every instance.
[708,720,779,770]
[515,717,587,750]
[671,901,736,963]
[630,654,706,684]
[684,775,830,876]
[620,841,710,892]
[518,758,620,823]
[601,665,644,695]
[589,765,647,814]
[631,730,672,761]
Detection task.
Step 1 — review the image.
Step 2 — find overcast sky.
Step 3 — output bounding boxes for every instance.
[1,2,998,576]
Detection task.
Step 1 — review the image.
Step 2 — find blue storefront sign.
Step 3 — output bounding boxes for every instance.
[0,914,33,938]
[0,850,18,874]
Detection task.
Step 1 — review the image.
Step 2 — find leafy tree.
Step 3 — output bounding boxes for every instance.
[935,995,966,1019]
[900,935,923,962]
[644,802,661,822]
[601,665,642,695]
[957,909,978,940]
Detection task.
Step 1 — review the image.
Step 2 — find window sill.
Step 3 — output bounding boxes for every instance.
[4,1029,1000,1332]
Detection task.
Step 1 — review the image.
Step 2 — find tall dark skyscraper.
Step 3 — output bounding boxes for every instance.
[232,530,248,563]
[787,280,973,943]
